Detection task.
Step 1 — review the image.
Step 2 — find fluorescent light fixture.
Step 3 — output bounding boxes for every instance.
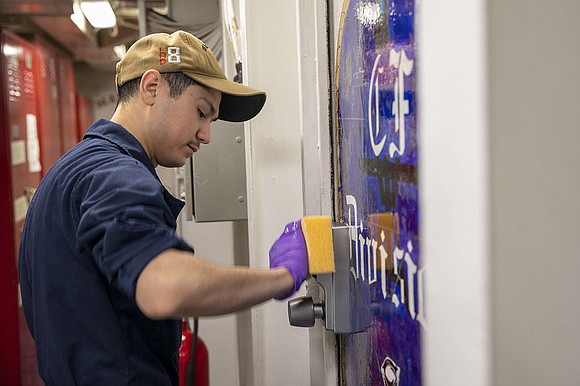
[70,1,87,32]
[79,0,116,29]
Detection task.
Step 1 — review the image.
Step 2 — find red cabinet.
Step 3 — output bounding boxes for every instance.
[34,35,61,174]
[57,52,78,153]
[0,28,43,385]
[34,36,81,176]
[1,28,87,385]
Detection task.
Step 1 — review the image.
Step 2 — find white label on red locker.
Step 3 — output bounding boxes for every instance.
[26,114,41,173]
[14,195,28,223]
[10,140,26,166]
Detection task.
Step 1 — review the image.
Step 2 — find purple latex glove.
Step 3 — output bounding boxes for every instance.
[269,220,309,300]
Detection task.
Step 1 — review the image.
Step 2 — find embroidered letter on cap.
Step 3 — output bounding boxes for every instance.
[159,48,167,65]
[168,47,181,63]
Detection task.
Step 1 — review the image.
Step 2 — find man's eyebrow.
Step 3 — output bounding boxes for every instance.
[198,96,219,121]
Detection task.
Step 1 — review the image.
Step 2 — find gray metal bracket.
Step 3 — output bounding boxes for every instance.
[288,223,370,334]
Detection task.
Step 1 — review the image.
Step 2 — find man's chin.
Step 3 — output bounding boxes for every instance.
[158,158,188,168]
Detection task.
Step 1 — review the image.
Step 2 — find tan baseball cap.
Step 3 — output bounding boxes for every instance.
[115,30,266,122]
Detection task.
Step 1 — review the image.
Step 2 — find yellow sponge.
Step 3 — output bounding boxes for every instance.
[301,216,335,274]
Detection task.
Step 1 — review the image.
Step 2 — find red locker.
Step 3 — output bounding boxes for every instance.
[0,28,43,385]
[34,36,80,175]
[76,92,94,139]
[34,36,61,175]
[57,51,78,153]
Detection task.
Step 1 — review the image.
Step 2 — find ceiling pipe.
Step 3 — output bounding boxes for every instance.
[138,0,146,37]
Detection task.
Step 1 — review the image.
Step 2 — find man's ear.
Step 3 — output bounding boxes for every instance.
[140,70,162,105]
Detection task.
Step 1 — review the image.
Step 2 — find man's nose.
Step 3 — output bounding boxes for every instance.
[197,123,211,145]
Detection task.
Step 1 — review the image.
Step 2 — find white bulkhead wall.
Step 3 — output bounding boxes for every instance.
[419,0,492,384]
[164,0,313,385]
[420,0,580,385]
[239,0,312,385]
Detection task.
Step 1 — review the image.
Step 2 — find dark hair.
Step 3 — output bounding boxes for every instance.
[116,72,197,106]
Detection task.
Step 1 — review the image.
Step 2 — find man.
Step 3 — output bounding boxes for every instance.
[18,31,308,385]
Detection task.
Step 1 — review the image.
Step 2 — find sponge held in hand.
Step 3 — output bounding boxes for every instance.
[301,216,335,274]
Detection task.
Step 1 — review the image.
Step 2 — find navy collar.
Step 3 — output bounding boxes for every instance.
[83,119,157,176]
[83,119,185,217]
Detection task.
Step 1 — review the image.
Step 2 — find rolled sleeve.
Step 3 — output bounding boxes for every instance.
[77,159,192,300]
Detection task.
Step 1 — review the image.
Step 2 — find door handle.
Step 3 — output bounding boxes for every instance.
[287,296,324,327]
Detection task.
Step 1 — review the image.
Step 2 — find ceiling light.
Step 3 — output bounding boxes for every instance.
[70,1,87,33]
[79,0,117,29]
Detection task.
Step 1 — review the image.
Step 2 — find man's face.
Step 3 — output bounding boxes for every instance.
[148,81,221,168]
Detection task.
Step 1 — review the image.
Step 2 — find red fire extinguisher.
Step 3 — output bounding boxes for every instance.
[179,318,209,386]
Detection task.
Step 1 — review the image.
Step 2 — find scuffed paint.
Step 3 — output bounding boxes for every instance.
[335,0,422,385]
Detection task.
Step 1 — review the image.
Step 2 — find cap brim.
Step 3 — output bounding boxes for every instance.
[219,92,267,123]
[184,72,267,122]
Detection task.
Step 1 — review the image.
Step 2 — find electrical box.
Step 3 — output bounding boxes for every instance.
[184,120,247,222]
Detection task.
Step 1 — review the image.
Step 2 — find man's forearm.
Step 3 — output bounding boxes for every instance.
[135,248,294,319]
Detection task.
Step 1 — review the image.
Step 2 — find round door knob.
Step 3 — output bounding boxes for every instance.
[288,296,324,327]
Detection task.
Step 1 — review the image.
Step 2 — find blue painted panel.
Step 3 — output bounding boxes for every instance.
[335,0,423,385]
